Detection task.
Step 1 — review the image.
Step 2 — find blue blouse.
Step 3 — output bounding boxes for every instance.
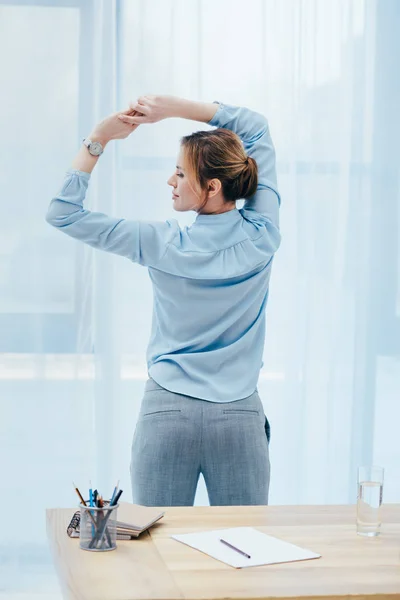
[46,101,281,402]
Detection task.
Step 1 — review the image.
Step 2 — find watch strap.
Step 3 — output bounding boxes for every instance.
[82,137,103,156]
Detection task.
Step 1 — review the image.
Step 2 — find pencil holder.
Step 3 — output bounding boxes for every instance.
[79,501,119,552]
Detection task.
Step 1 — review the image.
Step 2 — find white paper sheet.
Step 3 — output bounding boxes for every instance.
[171,527,321,569]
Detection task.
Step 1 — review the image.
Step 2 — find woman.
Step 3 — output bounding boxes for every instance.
[46,95,281,506]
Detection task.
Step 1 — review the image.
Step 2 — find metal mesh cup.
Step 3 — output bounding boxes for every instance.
[79,501,119,552]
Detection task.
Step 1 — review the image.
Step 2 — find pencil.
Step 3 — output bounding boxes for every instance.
[219,538,251,559]
[73,482,97,529]
[73,482,87,506]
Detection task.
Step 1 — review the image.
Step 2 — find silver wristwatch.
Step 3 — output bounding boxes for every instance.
[82,138,104,156]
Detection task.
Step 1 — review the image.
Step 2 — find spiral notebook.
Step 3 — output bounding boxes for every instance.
[67,502,165,540]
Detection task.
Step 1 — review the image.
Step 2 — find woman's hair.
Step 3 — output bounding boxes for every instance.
[180,128,258,205]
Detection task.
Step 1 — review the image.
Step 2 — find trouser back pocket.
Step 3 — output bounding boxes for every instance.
[264,415,271,443]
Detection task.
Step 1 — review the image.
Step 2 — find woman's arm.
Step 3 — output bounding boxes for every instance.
[70,132,109,174]
[45,169,180,266]
[121,96,280,226]
[168,98,220,123]
[71,108,140,174]
[45,106,181,266]
[208,102,280,226]
[118,95,219,125]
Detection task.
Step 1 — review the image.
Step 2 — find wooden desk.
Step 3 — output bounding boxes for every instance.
[46,504,400,600]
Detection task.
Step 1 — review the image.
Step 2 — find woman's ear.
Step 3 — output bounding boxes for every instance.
[208,178,221,196]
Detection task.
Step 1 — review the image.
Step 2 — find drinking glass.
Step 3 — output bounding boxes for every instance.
[357,465,384,536]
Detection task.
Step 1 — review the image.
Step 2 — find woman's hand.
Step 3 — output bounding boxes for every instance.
[90,108,142,143]
[117,95,184,125]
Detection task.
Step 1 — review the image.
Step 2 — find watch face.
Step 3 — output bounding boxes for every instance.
[89,141,103,156]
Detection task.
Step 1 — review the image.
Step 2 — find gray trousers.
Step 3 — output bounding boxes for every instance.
[130,378,271,506]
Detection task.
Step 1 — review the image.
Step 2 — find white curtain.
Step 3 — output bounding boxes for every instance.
[1,0,399,596]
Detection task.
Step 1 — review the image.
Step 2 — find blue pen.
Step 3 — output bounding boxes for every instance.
[110,479,120,505]
[89,483,94,537]
[90,489,123,549]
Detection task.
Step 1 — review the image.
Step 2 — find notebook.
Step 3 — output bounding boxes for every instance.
[172,527,321,568]
[67,502,165,540]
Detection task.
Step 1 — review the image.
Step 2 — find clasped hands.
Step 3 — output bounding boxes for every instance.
[90,94,181,143]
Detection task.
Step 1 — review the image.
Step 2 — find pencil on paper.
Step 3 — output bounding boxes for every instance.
[219,538,251,559]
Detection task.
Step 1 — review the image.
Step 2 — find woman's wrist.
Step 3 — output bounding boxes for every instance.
[88,130,110,147]
[172,98,219,123]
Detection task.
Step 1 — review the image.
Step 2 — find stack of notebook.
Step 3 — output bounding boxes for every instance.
[67,502,165,540]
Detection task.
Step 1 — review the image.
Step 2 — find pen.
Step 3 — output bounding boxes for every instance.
[89,489,123,549]
[110,479,120,505]
[219,538,251,559]
[97,495,112,548]
[111,488,123,507]
[89,484,94,537]
[97,496,104,534]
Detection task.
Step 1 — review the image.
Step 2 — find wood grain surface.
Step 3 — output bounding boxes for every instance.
[46,504,400,600]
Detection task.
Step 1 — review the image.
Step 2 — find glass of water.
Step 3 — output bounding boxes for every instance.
[357,465,384,536]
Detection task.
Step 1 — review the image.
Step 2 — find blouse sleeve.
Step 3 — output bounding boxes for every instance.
[45,169,180,267]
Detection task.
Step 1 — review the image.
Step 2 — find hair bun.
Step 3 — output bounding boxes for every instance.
[180,128,258,202]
